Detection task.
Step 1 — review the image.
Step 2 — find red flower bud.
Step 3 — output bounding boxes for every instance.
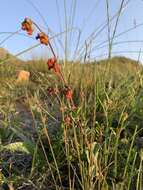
[47,87,59,96]
[21,18,33,35]
[64,86,73,101]
[64,116,72,126]
[53,63,61,75]
[47,57,57,70]
[47,58,61,77]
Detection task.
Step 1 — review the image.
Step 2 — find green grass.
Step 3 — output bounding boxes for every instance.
[0,57,143,189]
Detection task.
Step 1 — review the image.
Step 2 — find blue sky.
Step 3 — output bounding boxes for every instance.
[0,0,143,61]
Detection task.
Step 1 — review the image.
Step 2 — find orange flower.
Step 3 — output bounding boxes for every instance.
[53,63,61,75]
[21,18,33,35]
[36,32,49,45]
[64,116,72,126]
[47,57,57,70]
[64,86,73,101]
[47,57,61,76]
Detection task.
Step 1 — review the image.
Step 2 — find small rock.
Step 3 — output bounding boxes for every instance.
[17,70,30,82]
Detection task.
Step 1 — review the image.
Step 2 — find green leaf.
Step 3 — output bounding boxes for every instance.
[2,141,35,155]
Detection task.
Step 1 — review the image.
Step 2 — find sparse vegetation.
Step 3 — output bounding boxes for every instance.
[0,55,143,190]
[0,1,143,189]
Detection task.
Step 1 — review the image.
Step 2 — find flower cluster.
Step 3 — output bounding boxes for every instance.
[21,18,73,106]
